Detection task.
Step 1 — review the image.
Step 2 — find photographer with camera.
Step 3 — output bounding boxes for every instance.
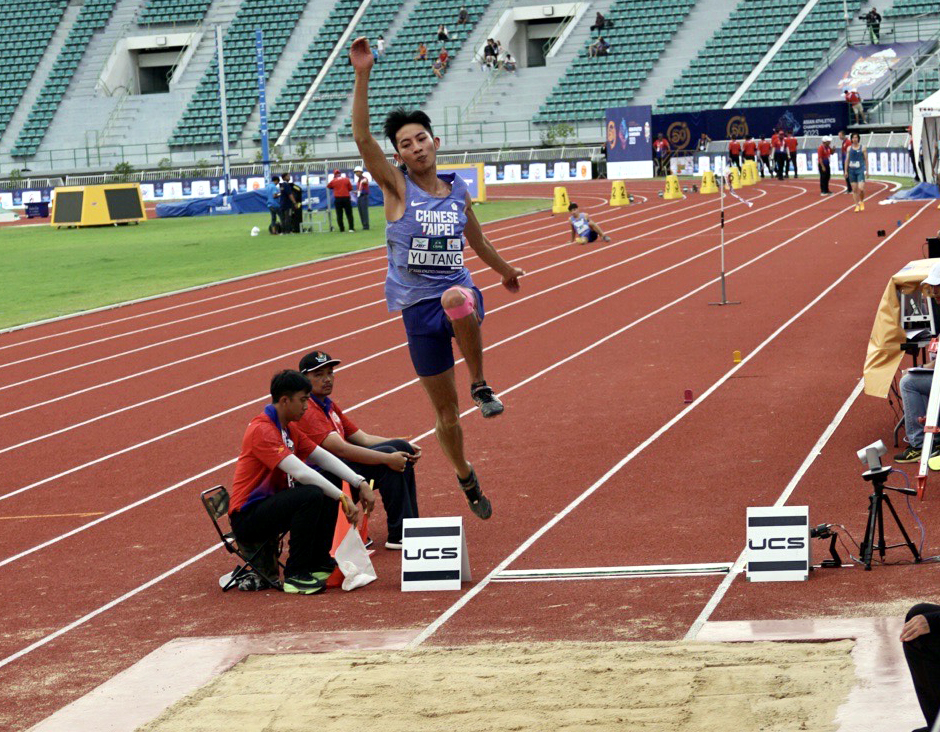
[860,7,882,43]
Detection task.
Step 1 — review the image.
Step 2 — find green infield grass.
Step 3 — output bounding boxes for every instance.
[0,198,549,329]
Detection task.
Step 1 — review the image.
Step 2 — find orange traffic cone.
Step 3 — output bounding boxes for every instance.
[327,481,372,587]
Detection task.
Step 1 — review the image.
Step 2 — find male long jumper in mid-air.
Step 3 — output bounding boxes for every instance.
[349,36,526,520]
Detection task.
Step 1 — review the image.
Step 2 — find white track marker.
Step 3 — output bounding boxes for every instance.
[493,562,732,582]
[407,199,931,649]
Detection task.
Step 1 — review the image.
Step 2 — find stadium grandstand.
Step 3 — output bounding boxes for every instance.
[0,0,935,181]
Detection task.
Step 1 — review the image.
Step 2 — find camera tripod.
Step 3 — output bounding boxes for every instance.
[859,466,921,571]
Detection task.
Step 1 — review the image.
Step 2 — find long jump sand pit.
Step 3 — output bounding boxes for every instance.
[138,640,855,732]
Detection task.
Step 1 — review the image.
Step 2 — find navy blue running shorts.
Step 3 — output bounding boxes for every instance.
[401,285,485,377]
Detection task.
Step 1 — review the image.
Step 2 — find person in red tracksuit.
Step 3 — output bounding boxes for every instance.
[772,130,787,180]
[742,135,757,171]
[839,130,852,194]
[785,133,799,179]
[728,136,742,171]
[757,137,771,178]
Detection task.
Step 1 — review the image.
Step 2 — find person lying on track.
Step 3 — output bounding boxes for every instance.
[296,350,421,550]
[229,370,374,595]
[567,202,610,245]
[349,35,525,520]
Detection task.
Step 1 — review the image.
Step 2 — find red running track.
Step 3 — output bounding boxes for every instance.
[2,179,939,730]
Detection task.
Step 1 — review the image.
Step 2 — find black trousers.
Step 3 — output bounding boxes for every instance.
[269,206,279,228]
[787,151,798,178]
[357,196,370,230]
[774,152,786,179]
[231,484,336,577]
[729,152,741,170]
[904,603,940,729]
[759,154,771,177]
[279,207,293,233]
[325,439,419,543]
[818,160,831,193]
[291,205,302,233]
[909,147,921,181]
[334,197,354,231]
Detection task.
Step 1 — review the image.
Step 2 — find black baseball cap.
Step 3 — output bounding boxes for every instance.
[299,350,341,373]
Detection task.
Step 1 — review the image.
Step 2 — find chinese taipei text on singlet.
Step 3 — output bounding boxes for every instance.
[384,172,475,311]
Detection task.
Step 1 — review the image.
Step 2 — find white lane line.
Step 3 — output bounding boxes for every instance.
[0,194,726,389]
[0,191,876,668]
[0,204,566,342]
[404,192,922,649]
[0,191,770,415]
[0,187,848,569]
[683,380,864,641]
[0,545,220,671]
[0,198,643,366]
[0,188,797,461]
[0,193,651,350]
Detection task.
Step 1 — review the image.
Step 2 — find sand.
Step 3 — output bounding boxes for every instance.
[137,639,855,732]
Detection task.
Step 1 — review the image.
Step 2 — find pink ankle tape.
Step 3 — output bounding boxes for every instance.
[443,286,476,320]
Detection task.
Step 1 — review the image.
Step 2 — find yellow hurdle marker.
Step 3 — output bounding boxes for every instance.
[742,160,758,186]
[700,170,719,194]
[733,350,742,364]
[551,186,570,214]
[663,174,683,200]
[610,180,630,206]
[727,167,743,190]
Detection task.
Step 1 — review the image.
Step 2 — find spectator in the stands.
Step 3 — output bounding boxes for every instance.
[845,88,865,125]
[728,135,742,171]
[591,11,607,32]
[482,38,497,70]
[438,47,449,69]
[785,131,799,178]
[437,24,450,42]
[757,136,771,178]
[432,56,446,79]
[588,36,610,58]
[457,5,469,25]
[697,132,711,152]
[415,41,427,61]
[376,35,386,58]
[502,53,517,73]
[863,7,882,43]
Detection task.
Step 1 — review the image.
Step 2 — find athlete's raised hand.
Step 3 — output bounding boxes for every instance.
[501,267,525,293]
[349,37,374,72]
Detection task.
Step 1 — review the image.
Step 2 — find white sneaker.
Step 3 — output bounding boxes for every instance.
[384,540,402,550]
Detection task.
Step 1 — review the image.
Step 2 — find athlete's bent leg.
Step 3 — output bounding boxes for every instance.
[442,286,484,383]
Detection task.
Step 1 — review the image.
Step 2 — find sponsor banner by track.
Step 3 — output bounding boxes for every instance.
[483,160,592,185]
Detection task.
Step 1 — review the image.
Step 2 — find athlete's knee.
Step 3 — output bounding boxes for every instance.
[435,404,462,430]
[441,286,476,320]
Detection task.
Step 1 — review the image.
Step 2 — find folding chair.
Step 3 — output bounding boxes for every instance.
[200,485,285,592]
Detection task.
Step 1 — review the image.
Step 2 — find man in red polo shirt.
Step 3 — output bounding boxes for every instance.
[327,169,355,232]
[845,88,865,125]
[817,135,832,194]
[653,133,670,176]
[742,135,757,168]
[757,136,771,178]
[295,350,420,550]
[229,370,374,594]
[839,130,852,194]
[772,130,787,180]
[728,136,742,171]
[785,132,799,179]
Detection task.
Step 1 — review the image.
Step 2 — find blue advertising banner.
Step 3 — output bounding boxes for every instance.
[798,42,933,104]
[255,29,271,182]
[653,102,848,151]
[605,105,652,163]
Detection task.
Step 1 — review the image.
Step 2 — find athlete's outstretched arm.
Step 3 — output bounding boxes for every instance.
[350,37,405,205]
[463,193,525,292]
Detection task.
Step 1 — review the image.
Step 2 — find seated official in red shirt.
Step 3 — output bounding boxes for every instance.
[296,351,420,550]
[229,370,374,595]
[327,169,355,233]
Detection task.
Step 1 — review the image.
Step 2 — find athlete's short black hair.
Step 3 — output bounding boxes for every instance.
[384,107,434,151]
[270,369,311,402]
[568,202,578,211]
